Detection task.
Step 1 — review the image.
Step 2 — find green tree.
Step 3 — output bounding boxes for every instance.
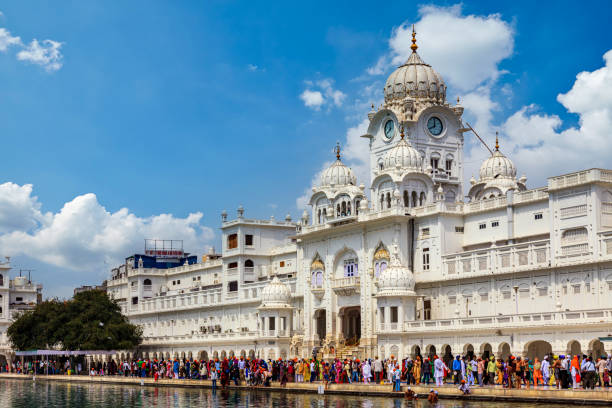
[8,290,142,351]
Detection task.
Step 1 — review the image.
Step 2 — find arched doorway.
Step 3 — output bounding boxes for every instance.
[525,341,552,361]
[199,350,209,361]
[480,343,492,359]
[589,339,605,358]
[463,344,474,358]
[340,306,361,344]
[567,340,581,356]
[427,345,436,359]
[498,343,511,360]
[411,345,421,359]
[314,309,326,343]
[442,345,453,368]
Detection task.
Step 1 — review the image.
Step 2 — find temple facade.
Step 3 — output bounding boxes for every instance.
[105,33,612,363]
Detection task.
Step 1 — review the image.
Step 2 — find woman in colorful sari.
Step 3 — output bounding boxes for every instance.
[412,356,421,385]
[533,358,542,386]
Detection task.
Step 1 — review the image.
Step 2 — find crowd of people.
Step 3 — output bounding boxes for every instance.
[4,352,612,392]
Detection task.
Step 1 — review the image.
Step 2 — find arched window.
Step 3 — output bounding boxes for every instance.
[341,202,347,216]
[143,279,152,286]
[386,192,391,209]
[311,271,323,288]
[0,275,3,286]
[355,200,360,215]
[419,192,426,206]
[412,191,418,207]
[347,202,351,216]
[380,194,384,210]
[403,191,410,207]
[336,204,341,217]
[245,259,254,268]
[317,209,321,224]
[373,246,389,277]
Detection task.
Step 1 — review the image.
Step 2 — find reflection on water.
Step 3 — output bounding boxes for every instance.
[0,379,600,408]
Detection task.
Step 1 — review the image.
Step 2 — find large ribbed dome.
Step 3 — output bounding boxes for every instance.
[260,276,292,307]
[382,136,423,171]
[479,150,516,181]
[321,158,356,187]
[384,51,446,102]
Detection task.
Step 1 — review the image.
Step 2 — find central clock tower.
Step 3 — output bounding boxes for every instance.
[362,29,464,203]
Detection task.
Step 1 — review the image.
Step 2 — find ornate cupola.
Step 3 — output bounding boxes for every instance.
[382,127,424,172]
[377,246,416,297]
[308,143,366,226]
[468,133,527,200]
[259,276,292,308]
[384,26,446,104]
[320,144,357,187]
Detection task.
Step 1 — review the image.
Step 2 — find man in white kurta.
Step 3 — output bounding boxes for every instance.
[434,357,447,386]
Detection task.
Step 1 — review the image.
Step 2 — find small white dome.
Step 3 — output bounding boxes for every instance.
[320,159,356,187]
[479,150,516,181]
[377,254,416,297]
[382,137,423,171]
[260,276,292,307]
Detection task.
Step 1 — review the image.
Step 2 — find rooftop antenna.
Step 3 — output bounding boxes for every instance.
[461,122,494,155]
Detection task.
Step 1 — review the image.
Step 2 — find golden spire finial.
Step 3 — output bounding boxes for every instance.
[495,131,499,151]
[334,142,341,160]
[400,126,405,140]
[411,24,418,53]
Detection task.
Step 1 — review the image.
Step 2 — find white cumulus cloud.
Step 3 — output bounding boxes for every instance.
[0,183,215,273]
[497,49,612,183]
[17,39,63,72]
[300,89,325,110]
[300,78,346,111]
[0,10,64,72]
[0,27,21,51]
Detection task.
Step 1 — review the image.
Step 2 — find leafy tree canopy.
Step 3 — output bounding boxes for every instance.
[7,290,142,351]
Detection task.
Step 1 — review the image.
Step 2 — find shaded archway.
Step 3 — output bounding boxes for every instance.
[442,344,453,368]
[240,350,246,358]
[213,351,219,360]
[525,340,552,361]
[588,339,605,358]
[426,345,436,359]
[411,345,421,359]
[198,350,209,361]
[463,344,474,358]
[567,340,581,356]
[220,350,227,359]
[480,343,492,359]
[498,343,511,360]
[314,309,326,343]
[248,350,255,359]
[229,350,235,358]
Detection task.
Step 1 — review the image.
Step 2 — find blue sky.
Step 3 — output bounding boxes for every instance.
[0,1,611,297]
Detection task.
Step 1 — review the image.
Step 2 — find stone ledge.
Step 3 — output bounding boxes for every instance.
[1,374,611,405]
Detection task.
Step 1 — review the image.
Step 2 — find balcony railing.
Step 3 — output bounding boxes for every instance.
[441,240,550,279]
[402,309,612,334]
[331,276,360,296]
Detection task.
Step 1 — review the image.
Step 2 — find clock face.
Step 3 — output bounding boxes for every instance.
[384,120,394,139]
[427,116,443,136]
